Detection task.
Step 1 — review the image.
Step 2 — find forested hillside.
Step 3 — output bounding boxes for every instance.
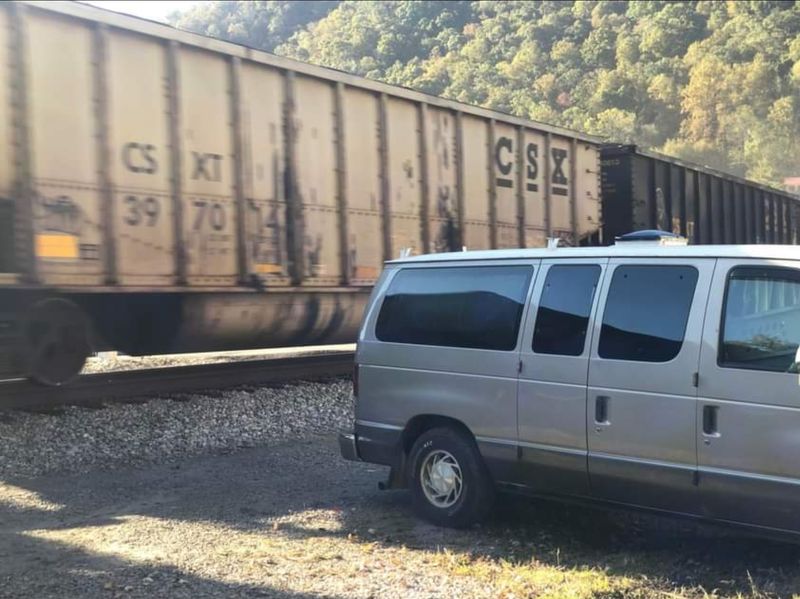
[170,1,800,187]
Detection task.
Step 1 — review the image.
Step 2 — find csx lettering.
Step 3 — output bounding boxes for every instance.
[192,152,224,181]
[551,148,568,186]
[494,137,514,188]
[526,143,538,180]
[123,143,158,174]
[525,143,540,192]
[495,137,513,176]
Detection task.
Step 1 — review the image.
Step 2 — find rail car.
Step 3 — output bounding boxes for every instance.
[602,144,800,246]
[0,2,796,385]
[0,1,602,384]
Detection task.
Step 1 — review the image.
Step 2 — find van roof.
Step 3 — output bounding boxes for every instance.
[389,244,800,264]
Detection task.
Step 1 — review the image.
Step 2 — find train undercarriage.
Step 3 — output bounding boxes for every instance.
[0,288,368,385]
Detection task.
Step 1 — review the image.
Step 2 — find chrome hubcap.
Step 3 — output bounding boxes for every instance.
[420,449,463,508]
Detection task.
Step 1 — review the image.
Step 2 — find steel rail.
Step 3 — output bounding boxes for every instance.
[0,352,354,411]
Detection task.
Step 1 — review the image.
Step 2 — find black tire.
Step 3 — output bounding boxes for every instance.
[407,426,495,528]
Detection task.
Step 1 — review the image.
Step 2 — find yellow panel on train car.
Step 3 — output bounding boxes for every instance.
[27,10,104,283]
[493,122,518,248]
[576,142,601,243]
[293,75,340,285]
[522,129,546,248]
[35,233,78,259]
[386,98,422,257]
[239,62,289,285]
[107,31,174,285]
[0,7,10,200]
[179,47,237,284]
[343,87,382,285]
[460,115,490,250]
[549,136,573,241]
[424,107,458,253]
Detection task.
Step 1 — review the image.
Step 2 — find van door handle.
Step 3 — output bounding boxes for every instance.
[702,405,720,438]
[595,395,610,425]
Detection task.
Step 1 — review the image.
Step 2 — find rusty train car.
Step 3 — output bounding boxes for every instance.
[0,1,602,384]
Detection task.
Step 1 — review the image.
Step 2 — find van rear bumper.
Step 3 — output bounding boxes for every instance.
[339,423,403,467]
[338,432,360,462]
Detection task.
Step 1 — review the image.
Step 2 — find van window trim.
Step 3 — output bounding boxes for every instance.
[717,264,800,373]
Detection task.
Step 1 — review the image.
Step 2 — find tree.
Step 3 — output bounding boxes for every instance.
[170,1,339,52]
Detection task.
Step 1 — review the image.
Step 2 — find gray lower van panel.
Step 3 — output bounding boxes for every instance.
[518,443,589,496]
[588,454,698,514]
[699,468,800,531]
[474,439,519,483]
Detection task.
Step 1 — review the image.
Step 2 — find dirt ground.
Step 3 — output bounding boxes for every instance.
[1,435,800,599]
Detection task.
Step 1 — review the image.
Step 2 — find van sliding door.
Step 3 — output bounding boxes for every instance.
[517,259,608,497]
[586,258,714,514]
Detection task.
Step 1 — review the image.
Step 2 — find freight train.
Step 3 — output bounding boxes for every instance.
[0,1,796,385]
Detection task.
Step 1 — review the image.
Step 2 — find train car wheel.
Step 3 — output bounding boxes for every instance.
[22,298,91,386]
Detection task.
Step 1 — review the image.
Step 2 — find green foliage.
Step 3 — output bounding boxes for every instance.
[169,1,338,52]
[171,1,800,187]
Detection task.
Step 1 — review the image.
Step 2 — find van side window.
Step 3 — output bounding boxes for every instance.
[599,265,698,362]
[533,265,600,356]
[375,265,533,351]
[720,266,800,373]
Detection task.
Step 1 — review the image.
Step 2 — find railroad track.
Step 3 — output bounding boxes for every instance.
[0,351,354,411]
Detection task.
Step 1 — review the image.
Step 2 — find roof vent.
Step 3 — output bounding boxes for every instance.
[614,230,688,246]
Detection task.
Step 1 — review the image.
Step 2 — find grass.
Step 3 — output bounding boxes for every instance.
[439,549,638,599]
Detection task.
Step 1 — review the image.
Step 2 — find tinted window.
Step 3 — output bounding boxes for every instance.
[533,265,601,356]
[375,266,533,351]
[720,267,800,372]
[599,265,698,362]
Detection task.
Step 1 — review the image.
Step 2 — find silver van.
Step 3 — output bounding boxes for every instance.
[340,232,800,536]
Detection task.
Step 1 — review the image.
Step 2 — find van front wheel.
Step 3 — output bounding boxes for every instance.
[407,427,494,528]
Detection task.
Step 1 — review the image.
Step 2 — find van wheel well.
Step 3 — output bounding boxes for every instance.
[401,415,476,455]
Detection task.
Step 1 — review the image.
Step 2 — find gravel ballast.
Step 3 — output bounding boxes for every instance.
[0,379,352,478]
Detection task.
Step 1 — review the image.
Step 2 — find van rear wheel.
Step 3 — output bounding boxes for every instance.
[407,427,494,528]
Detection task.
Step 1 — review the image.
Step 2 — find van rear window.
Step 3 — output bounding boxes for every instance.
[375,266,533,351]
